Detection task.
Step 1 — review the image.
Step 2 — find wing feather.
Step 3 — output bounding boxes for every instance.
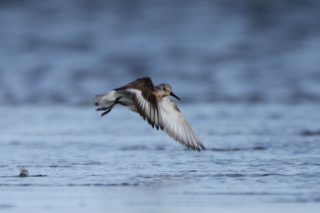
[125,89,162,130]
[115,77,154,92]
[158,97,205,151]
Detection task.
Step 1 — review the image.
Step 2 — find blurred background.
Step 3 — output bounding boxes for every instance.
[0,0,319,106]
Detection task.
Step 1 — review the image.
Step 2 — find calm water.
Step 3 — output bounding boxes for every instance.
[0,104,320,212]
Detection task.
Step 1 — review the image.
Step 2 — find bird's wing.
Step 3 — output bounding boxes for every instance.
[115,77,155,92]
[115,77,162,129]
[158,97,205,151]
[125,88,162,130]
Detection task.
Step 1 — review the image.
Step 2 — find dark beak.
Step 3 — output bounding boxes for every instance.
[170,92,181,100]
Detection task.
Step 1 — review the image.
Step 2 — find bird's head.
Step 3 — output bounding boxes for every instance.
[156,84,180,100]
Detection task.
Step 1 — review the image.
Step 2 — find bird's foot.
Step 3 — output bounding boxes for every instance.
[97,97,121,117]
[96,107,109,111]
[100,107,113,117]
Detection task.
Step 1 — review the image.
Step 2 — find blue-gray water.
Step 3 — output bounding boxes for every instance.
[0,104,320,212]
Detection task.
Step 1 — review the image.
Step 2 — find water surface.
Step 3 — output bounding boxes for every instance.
[0,104,319,212]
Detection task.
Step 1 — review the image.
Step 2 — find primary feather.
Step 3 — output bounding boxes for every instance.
[158,97,205,151]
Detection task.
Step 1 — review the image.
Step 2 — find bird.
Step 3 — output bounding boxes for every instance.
[95,77,205,151]
[18,167,29,177]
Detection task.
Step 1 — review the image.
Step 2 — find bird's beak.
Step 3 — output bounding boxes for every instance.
[170,92,181,100]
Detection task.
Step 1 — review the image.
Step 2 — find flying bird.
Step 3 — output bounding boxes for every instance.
[95,77,205,151]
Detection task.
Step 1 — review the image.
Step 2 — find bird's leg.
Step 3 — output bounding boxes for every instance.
[101,107,112,117]
[96,107,109,111]
[100,97,121,117]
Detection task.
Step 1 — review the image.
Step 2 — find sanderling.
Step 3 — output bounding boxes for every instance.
[95,77,205,151]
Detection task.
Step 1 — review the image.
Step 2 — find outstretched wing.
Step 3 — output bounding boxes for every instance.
[124,88,162,130]
[158,97,205,151]
[115,77,155,92]
[116,77,162,129]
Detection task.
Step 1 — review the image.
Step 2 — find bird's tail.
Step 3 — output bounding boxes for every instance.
[95,90,118,109]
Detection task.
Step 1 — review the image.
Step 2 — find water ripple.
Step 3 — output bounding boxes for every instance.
[209,146,267,152]
[301,130,320,136]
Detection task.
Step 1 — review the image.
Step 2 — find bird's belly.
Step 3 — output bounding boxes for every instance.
[119,96,134,106]
[117,95,137,112]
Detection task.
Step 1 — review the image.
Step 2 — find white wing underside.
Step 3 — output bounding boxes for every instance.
[158,97,205,151]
